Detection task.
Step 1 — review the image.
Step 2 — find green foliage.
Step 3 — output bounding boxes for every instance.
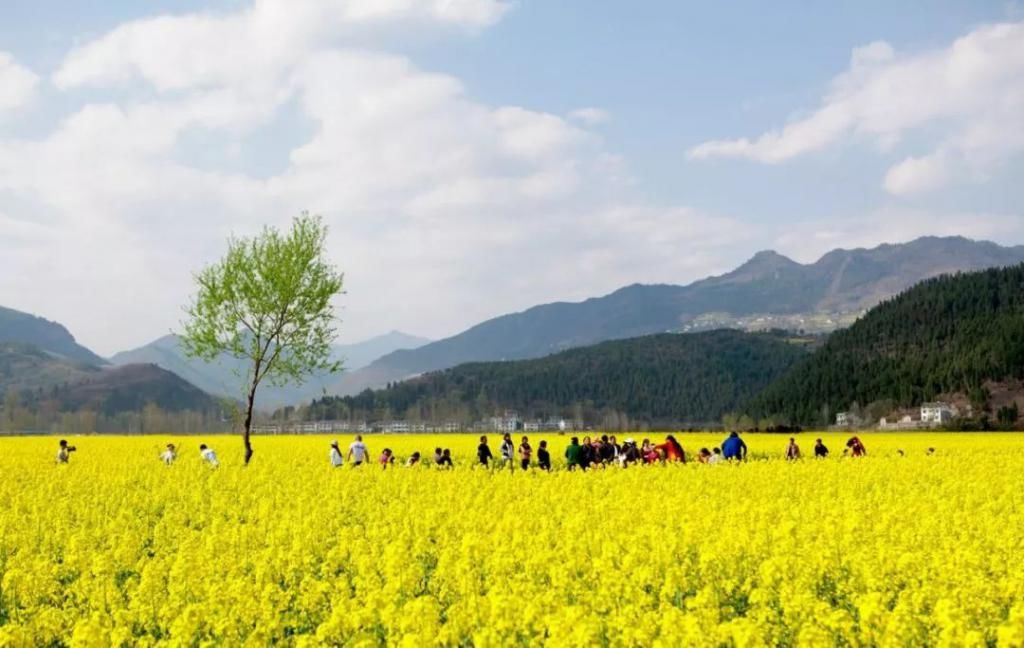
[181,213,344,460]
[750,264,1024,425]
[305,330,808,427]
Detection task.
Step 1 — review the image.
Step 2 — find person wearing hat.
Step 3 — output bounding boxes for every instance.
[329,440,344,467]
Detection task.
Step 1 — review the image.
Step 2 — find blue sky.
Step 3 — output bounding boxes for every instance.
[0,1,1021,354]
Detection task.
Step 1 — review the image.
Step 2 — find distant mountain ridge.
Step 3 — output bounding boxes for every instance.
[109,330,430,409]
[0,342,219,415]
[309,330,812,427]
[0,306,107,365]
[331,236,1024,396]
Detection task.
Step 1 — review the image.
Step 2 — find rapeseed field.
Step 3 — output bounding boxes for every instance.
[1,433,1023,646]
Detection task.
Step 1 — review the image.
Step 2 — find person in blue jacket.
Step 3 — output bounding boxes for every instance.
[721,431,748,461]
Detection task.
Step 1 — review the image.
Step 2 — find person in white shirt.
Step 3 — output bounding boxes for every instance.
[708,447,723,464]
[56,439,76,464]
[329,440,344,467]
[347,435,369,466]
[499,433,515,469]
[199,444,219,467]
[161,443,177,465]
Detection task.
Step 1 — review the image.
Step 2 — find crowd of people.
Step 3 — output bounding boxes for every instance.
[52,432,909,468]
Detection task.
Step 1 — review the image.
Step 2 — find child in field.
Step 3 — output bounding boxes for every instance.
[579,436,594,470]
[161,443,177,465]
[708,447,723,464]
[199,444,218,467]
[329,440,344,467]
[785,437,801,460]
[477,436,493,467]
[433,448,444,465]
[56,439,76,464]
[697,447,712,463]
[564,437,582,470]
[814,439,829,458]
[379,448,395,469]
[500,433,515,469]
[438,448,454,468]
[518,436,532,470]
[641,439,659,464]
[537,440,551,470]
[620,438,641,466]
[406,452,421,467]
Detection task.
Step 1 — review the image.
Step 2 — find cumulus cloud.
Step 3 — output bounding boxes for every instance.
[0,0,748,355]
[688,22,1024,194]
[0,52,38,113]
[568,108,610,126]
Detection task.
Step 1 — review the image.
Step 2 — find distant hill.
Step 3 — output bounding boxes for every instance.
[331,237,1024,395]
[309,330,812,427]
[748,263,1024,426]
[0,342,219,415]
[0,306,106,365]
[109,330,429,409]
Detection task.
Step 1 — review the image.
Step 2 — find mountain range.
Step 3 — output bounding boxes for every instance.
[4,235,1024,420]
[331,236,1024,396]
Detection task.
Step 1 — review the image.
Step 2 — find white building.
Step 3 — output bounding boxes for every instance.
[921,402,954,425]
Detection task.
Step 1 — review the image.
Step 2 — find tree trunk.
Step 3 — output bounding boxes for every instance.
[243,385,256,465]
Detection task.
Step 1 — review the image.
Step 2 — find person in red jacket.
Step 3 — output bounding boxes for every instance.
[655,435,686,463]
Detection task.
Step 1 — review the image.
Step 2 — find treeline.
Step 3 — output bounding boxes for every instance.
[296,330,809,428]
[749,264,1024,426]
[1,389,229,434]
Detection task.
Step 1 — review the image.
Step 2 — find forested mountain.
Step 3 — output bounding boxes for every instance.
[331,237,1024,396]
[1,342,219,414]
[110,330,429,409]
[749,264,1024,426]
[307,330,812,427]
[0,305,106,365]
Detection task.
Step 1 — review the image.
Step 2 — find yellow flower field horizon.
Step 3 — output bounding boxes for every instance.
[2,433,1024,646]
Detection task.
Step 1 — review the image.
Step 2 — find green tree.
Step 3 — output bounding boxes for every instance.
[181,213,344,464]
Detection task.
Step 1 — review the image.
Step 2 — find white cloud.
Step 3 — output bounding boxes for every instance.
[53,0,508,91]
[0,0,748,356]
[0,52,38,113]
[688,21,1024,194]
[568,107,610,126]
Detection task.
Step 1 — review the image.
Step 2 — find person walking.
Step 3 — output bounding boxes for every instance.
[329,440,344,467]
[785,437,801,461]
[477,436,494,467]
[579,436,594,470]
[160,443,177,465]
[564,437,582,470]
[518,436,532,471]
[814,438,829,458]
[721,432,748,461]
[500,433,515,470]
[537,440,551,470]
[347,435,369,466]
[56,439,77,464]
[199,444,218,467]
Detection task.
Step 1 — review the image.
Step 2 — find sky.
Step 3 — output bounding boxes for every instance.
[1,1,1022,356]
